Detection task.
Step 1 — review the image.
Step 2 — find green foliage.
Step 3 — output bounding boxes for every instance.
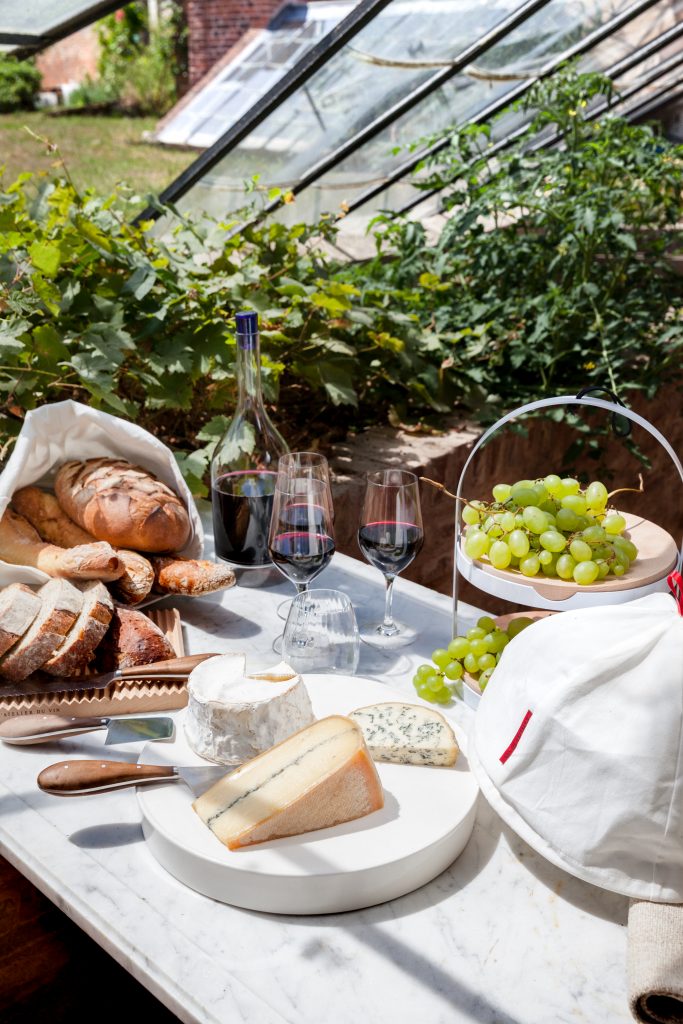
[0,174,435,490]
[70,1,182,115]
[368,66,683,423]
[0,56,41,113]
[0,68,681,489]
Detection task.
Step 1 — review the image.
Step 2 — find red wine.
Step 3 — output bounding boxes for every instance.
[212,471,276,567]
[269,531,335,585]
[358,521,424,575]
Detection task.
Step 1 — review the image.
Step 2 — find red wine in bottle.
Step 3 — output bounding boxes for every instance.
[210,313,288,566]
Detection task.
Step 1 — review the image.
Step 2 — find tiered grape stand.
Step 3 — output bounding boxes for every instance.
[452,395,683,637]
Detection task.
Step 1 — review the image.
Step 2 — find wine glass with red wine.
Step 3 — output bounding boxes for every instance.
[357,469,424,648]
[268,478,335,599]
[275,452,334,620]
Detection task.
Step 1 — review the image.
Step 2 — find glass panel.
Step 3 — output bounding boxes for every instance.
[175,0,532,219]
[319,0,681,227]
[0,0,111,36]
[156,2,354,148]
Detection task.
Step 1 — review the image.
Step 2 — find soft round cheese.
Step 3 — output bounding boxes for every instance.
[184,653,315,765]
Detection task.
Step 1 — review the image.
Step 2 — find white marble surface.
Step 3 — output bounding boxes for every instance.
[0,537,632,1024]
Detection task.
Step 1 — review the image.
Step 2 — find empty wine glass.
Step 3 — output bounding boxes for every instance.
[282,589,360,675]
[357,469,424,648]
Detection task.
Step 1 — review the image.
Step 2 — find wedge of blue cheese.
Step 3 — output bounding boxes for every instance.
[349,702,459,767]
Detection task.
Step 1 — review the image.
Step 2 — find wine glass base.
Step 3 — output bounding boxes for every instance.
[276,598,292,622]
[358,620,418,649]
[272,634,283,655]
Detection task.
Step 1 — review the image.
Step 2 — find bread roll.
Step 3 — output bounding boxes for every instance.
[55,458,190,553]
[109,550,155,605]
[151,557,236,596]
[100,607,175,669]
[0,509,123,580]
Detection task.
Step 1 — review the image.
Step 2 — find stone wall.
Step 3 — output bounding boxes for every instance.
[329,387,683,616]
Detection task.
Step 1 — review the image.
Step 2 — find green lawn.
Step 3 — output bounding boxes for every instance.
[0,111,192,200]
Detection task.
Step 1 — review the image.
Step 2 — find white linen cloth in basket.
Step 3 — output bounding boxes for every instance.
[0,400,203,588]
[469,591,683,902]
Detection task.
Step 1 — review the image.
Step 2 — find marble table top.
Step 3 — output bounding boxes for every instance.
[0,531,631,1024]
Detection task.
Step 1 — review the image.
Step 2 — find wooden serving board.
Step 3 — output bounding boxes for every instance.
[0,608,188,721]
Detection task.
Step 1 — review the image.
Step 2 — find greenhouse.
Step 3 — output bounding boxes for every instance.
[0,2,681,1023]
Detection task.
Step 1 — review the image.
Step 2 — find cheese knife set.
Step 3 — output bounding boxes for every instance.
[1,649,479,914]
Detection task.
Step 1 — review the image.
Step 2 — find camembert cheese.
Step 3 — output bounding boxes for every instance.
[184,652,314,765]
[193,715,384,849]
[349,702,459,767]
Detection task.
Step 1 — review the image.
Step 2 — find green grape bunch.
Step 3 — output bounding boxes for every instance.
[412,615,535,705]
[461,475,638,586]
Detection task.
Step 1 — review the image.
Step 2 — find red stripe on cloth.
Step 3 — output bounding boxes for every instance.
[668,571,683,616]
[500,710,533,764]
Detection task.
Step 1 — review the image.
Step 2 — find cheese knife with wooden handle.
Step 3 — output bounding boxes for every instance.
[0,653,219,699]
[38,759,228,798]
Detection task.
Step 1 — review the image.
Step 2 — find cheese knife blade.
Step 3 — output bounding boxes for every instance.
[37,759,229,798]
[0,654,220,700]
[0,714,174,746]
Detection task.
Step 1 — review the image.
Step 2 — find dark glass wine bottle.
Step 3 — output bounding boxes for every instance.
[211,312,288,566]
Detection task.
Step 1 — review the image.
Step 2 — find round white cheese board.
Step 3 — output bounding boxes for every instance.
[137,674,479,915]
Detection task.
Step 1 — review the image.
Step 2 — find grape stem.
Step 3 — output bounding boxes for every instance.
[607,473,644,501]
[420,477,475,506]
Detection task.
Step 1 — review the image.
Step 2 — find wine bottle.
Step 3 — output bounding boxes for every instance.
[211,312,289,566]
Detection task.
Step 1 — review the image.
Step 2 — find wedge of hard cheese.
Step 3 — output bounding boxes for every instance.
[193,715,384,850]
[349,702,459,767]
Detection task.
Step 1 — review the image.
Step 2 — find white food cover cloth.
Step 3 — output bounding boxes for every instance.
[469,590,683,902]
[0,400,203,587]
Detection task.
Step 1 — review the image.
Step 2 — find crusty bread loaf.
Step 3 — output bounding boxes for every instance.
[55,458,190,553]
[0,579,83,681]
[0,584,42,658]
[100,606,175,669]
[12,487,93,547]
[151,557,236,596]
[0,508,123,580]
[44,581,114,677]
[109,549,155,605]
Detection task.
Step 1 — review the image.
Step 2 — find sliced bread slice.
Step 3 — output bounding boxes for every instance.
[0,579,83,682]
[44,581,114,677]
[0,583,42,658]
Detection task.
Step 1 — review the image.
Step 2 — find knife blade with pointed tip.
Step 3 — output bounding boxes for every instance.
[0,714,174,746]
[37,759,231,798]
[0,653,220,700]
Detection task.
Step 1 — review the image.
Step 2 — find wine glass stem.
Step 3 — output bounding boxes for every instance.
[296,582,309,596]
[381,574,399,636]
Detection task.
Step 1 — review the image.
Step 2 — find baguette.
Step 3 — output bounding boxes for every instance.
[55,458,191,553]
[0,583,42,658]
[44,581,114,677]
[0,509,123,580]
[12,489,154,603]
[151,557,236,597]
[0,579,83,681]
[12,486,93,547]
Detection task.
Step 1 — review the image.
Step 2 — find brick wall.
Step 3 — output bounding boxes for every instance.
[34,25,99,91]
[184,0,284,85]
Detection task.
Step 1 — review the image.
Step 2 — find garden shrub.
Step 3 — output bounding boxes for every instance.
[0,56,41,113]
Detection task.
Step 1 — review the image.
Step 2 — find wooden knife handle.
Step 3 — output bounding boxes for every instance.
[117,654,219,679]
[0,715,106,744]
[37,759,176,795]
